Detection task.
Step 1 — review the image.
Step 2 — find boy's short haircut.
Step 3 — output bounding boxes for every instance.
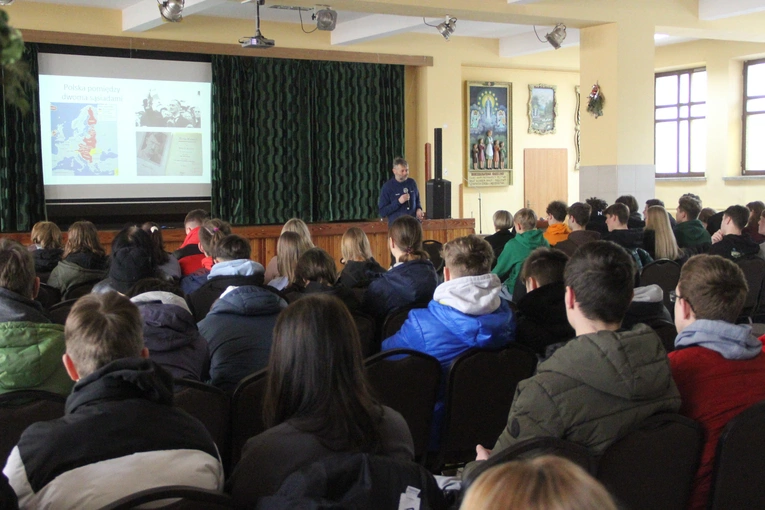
[184,209,209,228]
[678,255,747,323]
[681,193,702,205]
[699,207,717,224]
[546,201,568,222]
[604,203,629,225]
[568,202,592,227]
[65,292,144,379]
[723,205,750,231]
[564,241,635,324]
[615,195,639,214]
[677,197,702,220]
[0,239,36,298]
[493,210,513,231]
[442,235,494,278]
[520,247,569,287]
[213,234,251,261]
[646,199,665,208]
[514,208,538,232]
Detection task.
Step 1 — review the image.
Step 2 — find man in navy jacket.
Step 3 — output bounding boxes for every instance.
[378,157,424,225]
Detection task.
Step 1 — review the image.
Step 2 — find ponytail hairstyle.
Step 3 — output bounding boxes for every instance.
[141,221,170,265]
[277,231,311,284]
[197,219,232,257]
[389,216,428,263]
[63,221,106,259]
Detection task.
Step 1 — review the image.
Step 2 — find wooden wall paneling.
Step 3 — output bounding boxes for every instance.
[523,149,568,214]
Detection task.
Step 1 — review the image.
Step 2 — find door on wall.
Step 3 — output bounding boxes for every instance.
[523,149,568,215]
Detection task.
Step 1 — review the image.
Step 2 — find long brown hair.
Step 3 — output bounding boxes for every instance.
[277,232,311,284]
[264,294,384,452]
[141,222,170,265]
[198,219,231,256]
[389,216,428,263]
[63,221,105,259]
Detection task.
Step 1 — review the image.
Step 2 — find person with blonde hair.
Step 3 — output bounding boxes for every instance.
[47,221,108,297]
[484,210,515,267]
[30,221,64,276]
[461,456,617,510]
[267,231,313,291]
[362,215,437,320]
[338,227,385,288]
[492,208,549,297]
[264,218,314,283]
[644,205,685,263]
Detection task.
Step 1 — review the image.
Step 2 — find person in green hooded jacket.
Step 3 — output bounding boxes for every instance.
[492,208,550,297]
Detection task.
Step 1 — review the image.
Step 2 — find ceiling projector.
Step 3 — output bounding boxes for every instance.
[241,33,275,48]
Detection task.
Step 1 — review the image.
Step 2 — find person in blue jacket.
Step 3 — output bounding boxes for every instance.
[362,215,438,320]
[381,234,516,448]
[378,157,424,225]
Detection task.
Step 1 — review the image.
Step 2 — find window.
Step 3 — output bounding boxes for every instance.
[743,59,765,174]
[654,68,707,176]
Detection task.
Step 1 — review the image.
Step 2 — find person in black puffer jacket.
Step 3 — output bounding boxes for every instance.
[337,227,386,289]
[30,221,64,277]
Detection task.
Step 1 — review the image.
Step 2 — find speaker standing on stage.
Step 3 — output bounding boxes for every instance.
[378,157,424,225]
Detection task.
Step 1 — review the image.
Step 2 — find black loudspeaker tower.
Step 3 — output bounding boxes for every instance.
[427,127,451,219]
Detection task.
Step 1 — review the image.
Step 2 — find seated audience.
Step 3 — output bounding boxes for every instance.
[142,222,181,281]
[461,456,617,510]
[644,198,676,228]
[615,194,645,230]
[173,209,210,276]
[47,221,108,296]
[584,197,609,236]
[484,210,515,267]
[514,248,575,358]
[180,219,232,295]
[464,241,681,478]
[228,295,414,504]
[362,215,438,320]
[674,196,712,251]
[127,278,209,381]
[268,231,312,291]
[381,235,515,446]
[554,202,600,257]
[263,218,314,284]
[337,227,386,289]
[197,282,286,393]
[542,200,570,246]
[669,255,765,510]
[745,200,765,244]
[622,284,672,329]
[0,239,71,396]
[643,205,687,263]
[604,203,652,269]
[29,221,63,277]
[284,248,359,311]
[187,234,265,321]
[699,207,716,231]
[92,226,155,294]
[709,205,760,261]
[492,208,549,296]
[3,292,224,508]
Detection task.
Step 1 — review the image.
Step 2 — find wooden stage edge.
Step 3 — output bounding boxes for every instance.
[4,218,475,271]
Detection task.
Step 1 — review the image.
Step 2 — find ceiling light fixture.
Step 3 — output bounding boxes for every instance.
[424,16,457,41]
[313,6,337,31]
[534,23,567,49]
[0,0,15,5]
[240,0,275,49]
[157,0,184,22]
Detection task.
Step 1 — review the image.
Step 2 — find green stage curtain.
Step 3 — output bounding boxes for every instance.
[212,56,404,224]
[0,44,44,232]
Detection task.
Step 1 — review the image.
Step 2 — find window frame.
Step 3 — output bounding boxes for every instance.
[742,58,765,175]
[654,67,707,178]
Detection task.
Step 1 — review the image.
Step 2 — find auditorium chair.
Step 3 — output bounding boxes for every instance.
[708,400,765,509]
[48,298,78,325]
[230,368,268,466]
[736,257,765,322]
[352,311,378,358]
[644,318,678,353]
[173,379,231,472]
[100,485,233,510]
[378,303,428,342]
[364,349,441,461]
[0,390,66,463]
[638,259,681,317]
[435,344,537,468]
[422,240,444,275]
[62,279,102,300]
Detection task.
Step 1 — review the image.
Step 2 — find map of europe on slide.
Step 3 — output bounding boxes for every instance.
[50,102,119,177]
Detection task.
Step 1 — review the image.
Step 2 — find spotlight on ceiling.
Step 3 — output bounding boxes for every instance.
[313,6,337,31]
[158,0,184,22]
[0,0,16,5]
[545,23,567,49]
[436,16,457,41]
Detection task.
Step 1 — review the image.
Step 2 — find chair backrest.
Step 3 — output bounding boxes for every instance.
[379,303,427,342]
[596,413,703,510]
[35,282,61,310]
[708,400,765,510]
[100,485,233,510]
[63,279,100,300]
[0,390,66,463]
[352,312,378,358]
[48,298,78,325]
[645,318,678,353]
[230,368,268,466]
[173,379,231,470]
[439,345,537,465]
[736,257,765,319]
[638,259,681,314]
[422,240,444,273]
[364,349,441,459]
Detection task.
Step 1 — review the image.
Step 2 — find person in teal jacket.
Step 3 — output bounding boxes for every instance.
[492,208,550,295]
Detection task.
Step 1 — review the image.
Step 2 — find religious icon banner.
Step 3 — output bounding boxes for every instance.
[465,81,512,187]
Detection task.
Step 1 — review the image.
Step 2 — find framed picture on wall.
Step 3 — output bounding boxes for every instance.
[465,81,512,187]
[528,84,557,135]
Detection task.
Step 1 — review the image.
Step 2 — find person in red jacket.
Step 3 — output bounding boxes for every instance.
[669,254,765,510]
[173,209,209,276]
